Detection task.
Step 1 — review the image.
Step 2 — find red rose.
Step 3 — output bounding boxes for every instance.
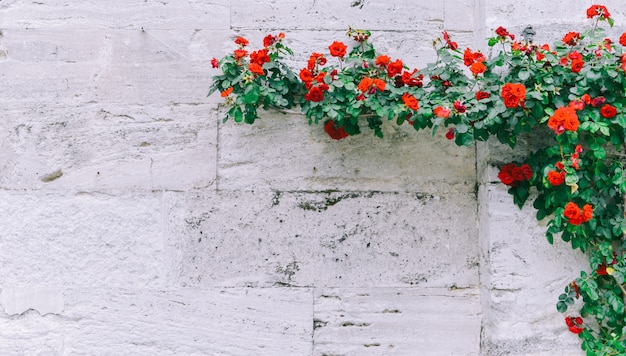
[434,106,451,119]
[587,5,610,19]
[234,49,248,61]
[568,100,585,111]
[495,26,514,40]
[520,164,533,180]
[501,83,526,108]
[402,93,419,110]
[600,104,617,118]
[582,204,593,222]
[563,202,592,225]
[591,96,606,107]
[358,77,374,92]
[299,68,313,83]
[234,36,249,46]
[562,32,580,46]
[376,55,391,66]
[307,52,326,70]
[305,86,324,102]
[401,69,423,87]
[476,91,490,100]
[445,128,455,140]
[547,171,565,186]
[263,34,276,47]
[211,57,219,68]
[620,33,626,47]
[324,120,349,140]
[470,62,486,75]
[571,59,584,73]
[453,100,466,113]
[387,59,404,77]
[328,41,347,58]
[548,106,579,135]
[442,31,458,50]
[374,78,386,92]
[220,86,233,98]
[250,49,270,66]
[248,63,265,76]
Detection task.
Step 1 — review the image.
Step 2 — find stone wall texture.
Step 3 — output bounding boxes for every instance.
[0,0,615,355]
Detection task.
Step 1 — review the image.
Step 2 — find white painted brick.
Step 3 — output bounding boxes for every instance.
[163,190,479,288]
[313,287,481,355]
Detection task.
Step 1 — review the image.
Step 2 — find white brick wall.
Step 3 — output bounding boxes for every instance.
[0,1,592,355]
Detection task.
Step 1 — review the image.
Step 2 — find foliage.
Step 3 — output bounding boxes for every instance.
[210,5,626,354]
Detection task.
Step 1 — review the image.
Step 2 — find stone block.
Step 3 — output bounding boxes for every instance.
[0,0,230,30]
[0,191,165,288]
[164,190,479,288]
[478,184,587,355]
[313,287,481,355]
[231,1,444,31]
[218,111,476,193]
[0,287,312,355]
[0,104,216,192]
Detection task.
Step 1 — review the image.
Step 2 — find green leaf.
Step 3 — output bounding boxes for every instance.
[557,301,568,313]
[606,291,624,314]
[518,70,530,81]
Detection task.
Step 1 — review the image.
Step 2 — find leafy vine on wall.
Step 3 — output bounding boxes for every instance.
[209,5,626,354]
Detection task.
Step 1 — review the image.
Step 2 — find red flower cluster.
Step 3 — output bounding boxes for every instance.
[302,53,331,102]
[358,77,386,94]
[548,106,579,135]
[563,202,593,225]
[565,51,584,73]
[463,48,487,75]
[324,120,349,140]
[400,69,424,87]
[249,48,270,76]
[498,163,533,186]
[565,316,584,334]
[587,4,610,19]
[211,57,219,68]
[547,162,566,186]
[501,83,526,108]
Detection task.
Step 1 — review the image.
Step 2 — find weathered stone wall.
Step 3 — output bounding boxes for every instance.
[0,0,609,354]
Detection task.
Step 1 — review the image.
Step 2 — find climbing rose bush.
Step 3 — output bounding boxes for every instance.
[210,5,626,354]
